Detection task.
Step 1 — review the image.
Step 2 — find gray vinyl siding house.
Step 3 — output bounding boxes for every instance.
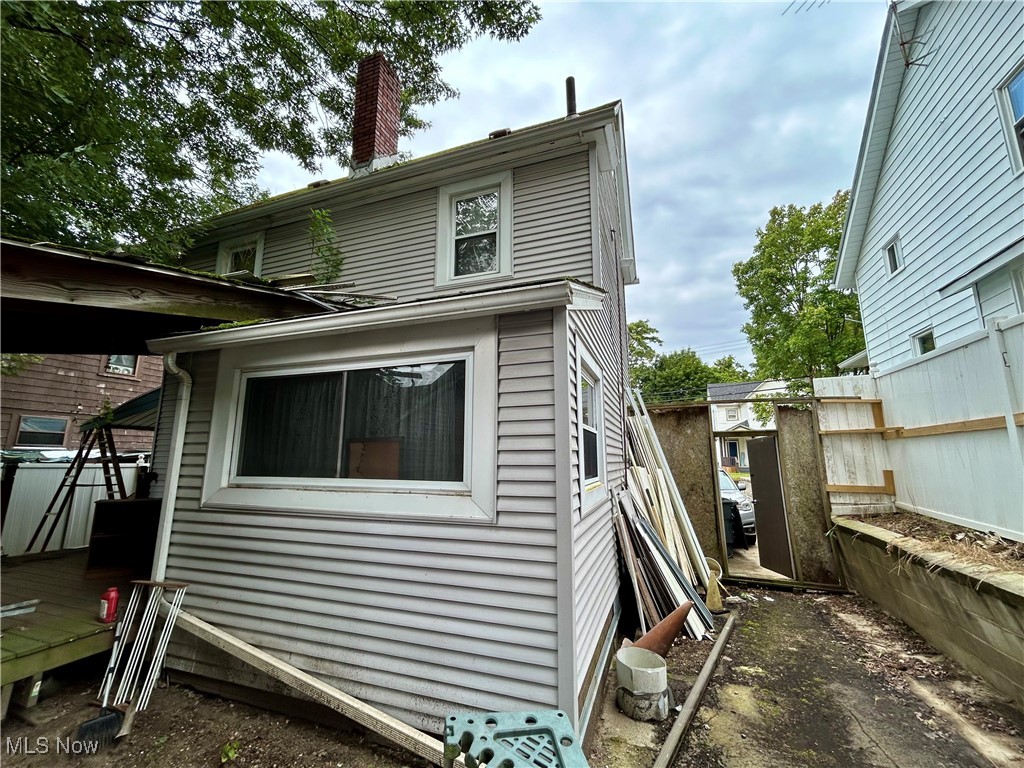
[148,101,637,735]
[836,0,1024,372]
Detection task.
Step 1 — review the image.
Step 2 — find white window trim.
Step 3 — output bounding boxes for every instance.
[1012,266,1024,313]
[577,346,605,514]
[202,318,497,522]
[725,407,739,421]
[995,59,1024,176]
[217,232,266,277]
[910,325,936,357]
[435,171,513,288]
[883,234,904,277]
[15,415,69,448]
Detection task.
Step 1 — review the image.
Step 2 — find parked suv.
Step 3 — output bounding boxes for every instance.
[719,470,756,546]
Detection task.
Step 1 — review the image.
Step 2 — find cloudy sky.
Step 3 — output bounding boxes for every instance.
[259,0,889,368]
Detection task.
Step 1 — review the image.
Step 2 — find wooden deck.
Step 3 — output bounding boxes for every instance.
[1,551,132,686]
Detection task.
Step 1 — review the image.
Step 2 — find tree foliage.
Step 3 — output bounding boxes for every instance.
[1,1,540,261]
[1,354,44,377]
[733,190,864,387]
[627,319,661,387]
[628,321,751,403]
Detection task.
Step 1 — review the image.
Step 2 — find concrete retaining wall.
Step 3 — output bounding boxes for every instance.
[834,518,1024,710]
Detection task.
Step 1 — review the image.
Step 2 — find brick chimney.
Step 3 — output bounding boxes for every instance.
[351,53,400,170]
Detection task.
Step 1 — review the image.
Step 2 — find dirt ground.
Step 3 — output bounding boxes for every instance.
[3,589,1022,767]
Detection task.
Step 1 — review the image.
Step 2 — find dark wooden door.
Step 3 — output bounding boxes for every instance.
[748,436,795,578]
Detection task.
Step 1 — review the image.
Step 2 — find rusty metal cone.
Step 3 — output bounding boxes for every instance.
[632,601,693,657]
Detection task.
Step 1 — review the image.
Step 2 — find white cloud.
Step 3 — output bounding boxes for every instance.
[259,0,888,369]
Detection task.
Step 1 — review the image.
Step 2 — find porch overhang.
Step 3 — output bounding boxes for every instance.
[149,279,606,353]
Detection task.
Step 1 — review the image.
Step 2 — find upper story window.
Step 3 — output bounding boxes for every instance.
[435,171,512,288]
[883,235,904,275]
[16,415,68,447]
[999,64,1024,172]
[726,407,739,421]
[105,354,138,375]
[217,233,265,277]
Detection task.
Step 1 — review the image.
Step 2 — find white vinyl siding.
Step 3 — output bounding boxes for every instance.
[183,150,593,294]
[854,1,1024,371]
[570,167,627,706]
[977,263,1024,322]
[162,314,561,733]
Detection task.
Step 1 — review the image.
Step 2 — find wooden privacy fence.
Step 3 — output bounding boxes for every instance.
[815,315,1024,542]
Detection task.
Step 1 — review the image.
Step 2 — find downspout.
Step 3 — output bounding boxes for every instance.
[152,352,192,582]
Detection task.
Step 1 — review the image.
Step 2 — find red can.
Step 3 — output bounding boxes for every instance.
[99,586,119,623]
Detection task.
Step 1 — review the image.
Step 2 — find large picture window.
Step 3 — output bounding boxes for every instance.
[202,318,497,521]
[236,361,466,482]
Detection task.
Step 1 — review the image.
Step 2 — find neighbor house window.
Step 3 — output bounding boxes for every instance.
[883,235,904,275]
[16,416,68,447]
[912,328,936,355]
[998,64,1024,171]
[435,171,512,287]
[726,407,739,421]
[105,354,138,375]
[217,232,265,276]
[236,360,466,483]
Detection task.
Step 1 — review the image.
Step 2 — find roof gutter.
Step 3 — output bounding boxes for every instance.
[148,280,605,353]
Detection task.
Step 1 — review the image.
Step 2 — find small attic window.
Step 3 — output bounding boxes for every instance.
[218,233,265,276]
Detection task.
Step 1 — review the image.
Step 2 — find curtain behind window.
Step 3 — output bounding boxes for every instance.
[237,371,344,477]
[343,362,465,481]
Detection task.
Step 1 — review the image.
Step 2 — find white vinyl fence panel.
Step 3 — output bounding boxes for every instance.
[816,315,1024,541]
[2,463,138,556]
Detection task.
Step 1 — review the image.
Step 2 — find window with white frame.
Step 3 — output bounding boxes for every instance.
[577,351,604,512]
[16,415,68,447]
[726,407,739,421]
[236,360,466,482]
[998,63,1024,171]
[883,235,904,275]
[435,172,512,287]
[912,327,936,356]
[105,354,138,375]
[217,232,265,276]
[201,319,497,520]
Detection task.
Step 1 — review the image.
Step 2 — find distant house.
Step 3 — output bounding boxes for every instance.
[819,0,1022,540]
[835,0,1023,371]
[707,380,783,470]
[147,56,638,734]
[1,355,163,454]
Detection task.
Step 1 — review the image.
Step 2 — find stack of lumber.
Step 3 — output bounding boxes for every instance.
[616,389,714,640]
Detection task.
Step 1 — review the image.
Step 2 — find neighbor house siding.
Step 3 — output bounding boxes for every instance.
[977,264,1021,322]
[184,150,594,296]
[569,167,627,701]
[854,1,1024,371]
[148,367,178,501]
[162,314,561,732]
[0,354,163,452]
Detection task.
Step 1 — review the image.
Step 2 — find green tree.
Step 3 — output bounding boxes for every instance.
[708,355,750,383]
[627,319,662,387]
[732,190,864,396]
[1,354,44,377]
[1,1,540,261]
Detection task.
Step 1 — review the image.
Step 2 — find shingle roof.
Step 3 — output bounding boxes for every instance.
[707,381,762,401]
